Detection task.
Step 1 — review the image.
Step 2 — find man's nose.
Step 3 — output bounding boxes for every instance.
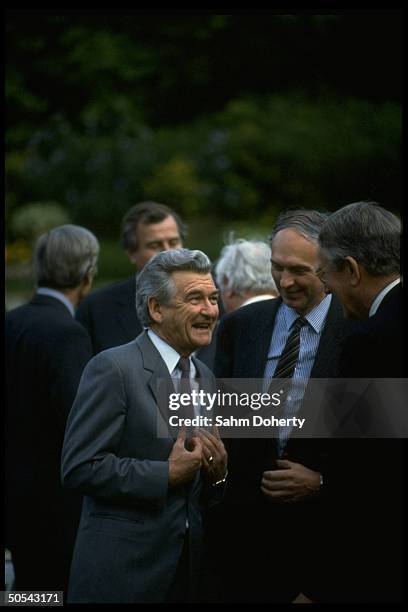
[201,301,219,318]
[280,270,295,288]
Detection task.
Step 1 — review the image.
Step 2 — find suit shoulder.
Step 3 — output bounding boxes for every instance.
[219,298,277,329]
[95,339,142,367]
[5,303,30,322]
[78,276,135,308]
[6,305,91,356]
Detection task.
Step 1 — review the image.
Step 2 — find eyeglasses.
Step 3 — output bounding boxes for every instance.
[314,265,329,281]
[314,265,333,294]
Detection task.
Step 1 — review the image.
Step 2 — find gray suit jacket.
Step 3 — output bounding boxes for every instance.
[61,331,216,603]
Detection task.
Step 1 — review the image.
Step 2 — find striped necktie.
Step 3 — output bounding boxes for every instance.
[274,316,308,379]
[266,316,308,458]
[267,316,308,409]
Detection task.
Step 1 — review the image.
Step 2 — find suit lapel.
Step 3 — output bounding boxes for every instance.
[192,357,215,389]
[310,296,346,378]
[290,297,349,438]
[244,298,281,378]
[136,332,177,439]
[192,356,217,420]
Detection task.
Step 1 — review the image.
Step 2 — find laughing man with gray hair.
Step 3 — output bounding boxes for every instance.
[61,248,227,603]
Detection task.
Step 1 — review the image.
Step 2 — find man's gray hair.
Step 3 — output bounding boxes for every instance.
[318,201,401,276]
[136,248,212,327]
[34,224,99,289]
[215,239,277,296]
[269,209,329,244]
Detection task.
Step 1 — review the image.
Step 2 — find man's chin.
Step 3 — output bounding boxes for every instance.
[191,330,213,348]
[282,294,304,309]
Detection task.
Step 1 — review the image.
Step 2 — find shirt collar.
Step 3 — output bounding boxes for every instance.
[369,278,400,317]
[36,288,75,317]
[281,293,332,334]
[147,329,195,376]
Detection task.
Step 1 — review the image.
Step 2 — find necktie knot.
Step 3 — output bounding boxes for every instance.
[293,316,307,331]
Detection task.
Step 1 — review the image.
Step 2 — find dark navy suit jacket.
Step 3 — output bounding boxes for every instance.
[317,284,404,603]
[5,294,92,590]
[76,275,142,354]
[208,295,351,602]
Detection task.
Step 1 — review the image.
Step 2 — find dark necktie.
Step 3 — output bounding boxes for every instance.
[267,316,308,412]
[177,357,195,420]
[274,316,307,378]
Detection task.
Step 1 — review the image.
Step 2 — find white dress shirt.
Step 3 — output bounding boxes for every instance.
[147,329,200,417]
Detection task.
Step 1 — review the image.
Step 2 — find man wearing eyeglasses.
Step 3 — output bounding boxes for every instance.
[315,201,403,603]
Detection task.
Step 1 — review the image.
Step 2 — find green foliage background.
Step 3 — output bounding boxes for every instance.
[6,11,402,286]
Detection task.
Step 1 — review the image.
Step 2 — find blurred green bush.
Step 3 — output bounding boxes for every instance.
[9,201,71,243]
[6,93,401,246]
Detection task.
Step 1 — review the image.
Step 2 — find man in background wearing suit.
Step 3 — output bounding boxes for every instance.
[5,225,99,595]
[76,201,186,354]
[61,248,227,603]
[315,201,403,602]
[211,210,351,603]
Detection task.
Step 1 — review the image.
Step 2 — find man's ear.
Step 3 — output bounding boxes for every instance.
[148,296,162,323]
[344,256,361,287]
[127,250,138,265]
[78,270,93,300]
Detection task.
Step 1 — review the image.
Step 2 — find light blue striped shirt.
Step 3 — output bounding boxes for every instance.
[263,294,332,454]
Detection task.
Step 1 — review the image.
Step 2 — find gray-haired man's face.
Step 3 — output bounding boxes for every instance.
[150,271,219,356]
[316,247,364,320]
[127,215,183,270]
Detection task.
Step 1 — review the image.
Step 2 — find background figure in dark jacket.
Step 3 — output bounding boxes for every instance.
[76,201,186,354]
[5,224,99,595]
[315,200,403,603]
